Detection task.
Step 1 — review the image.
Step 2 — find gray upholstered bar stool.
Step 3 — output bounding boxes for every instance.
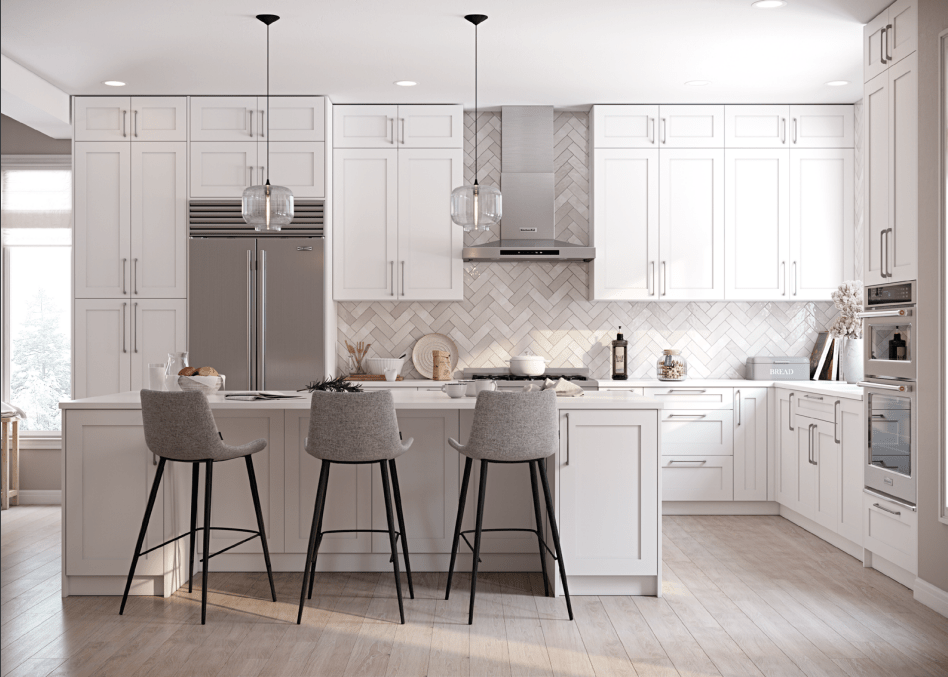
[445,389,573,624]
[298,390,415,625]
[120,390,276,625]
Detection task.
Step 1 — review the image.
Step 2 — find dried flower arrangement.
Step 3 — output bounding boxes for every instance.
[829,280,863,340]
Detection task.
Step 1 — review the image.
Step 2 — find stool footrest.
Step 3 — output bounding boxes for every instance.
[318,529,402,537]
[200,533,263,562]
[459,528,557,560]
[139,527,262,557]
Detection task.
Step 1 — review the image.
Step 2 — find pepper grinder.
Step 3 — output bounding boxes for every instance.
[611,327,628,380]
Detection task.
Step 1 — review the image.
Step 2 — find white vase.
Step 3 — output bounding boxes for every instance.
[840,338,864,384]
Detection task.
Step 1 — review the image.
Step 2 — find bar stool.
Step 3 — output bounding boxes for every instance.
[298,390,415,625]
[445,390,573,624]
[120,390,276,625]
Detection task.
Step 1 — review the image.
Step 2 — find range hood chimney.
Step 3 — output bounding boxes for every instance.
[461,106,595,262]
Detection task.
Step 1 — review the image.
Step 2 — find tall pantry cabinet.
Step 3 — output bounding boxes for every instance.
[73,97,188,398]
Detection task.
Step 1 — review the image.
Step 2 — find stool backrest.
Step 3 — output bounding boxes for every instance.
[305,390,405,462]
[466,390,558,461]
[140,389,225,461]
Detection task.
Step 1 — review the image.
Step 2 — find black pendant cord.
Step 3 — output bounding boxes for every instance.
[474,20,478,186]
[266,20,270,185]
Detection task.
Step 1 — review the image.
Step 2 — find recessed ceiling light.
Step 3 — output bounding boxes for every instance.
[752,0,787,8]
[394,81,417,87]
[103,81,126,86]
[685,80,711,86]
[825,80,850,87]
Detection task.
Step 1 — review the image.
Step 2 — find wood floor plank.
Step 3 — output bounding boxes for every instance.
[633,596,722,677]
[599,596,680,677]
[571,596,636,677]
[499,573,552,677]
[468,575,512,677]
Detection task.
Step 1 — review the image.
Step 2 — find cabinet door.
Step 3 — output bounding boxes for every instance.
[776,396,817,516]
[189,142,257,198]
[130,300,187,392]
[659,150,724,299]
[812,419,839,532]
[131,142,187,297]
[64,410,164,576]
[887,53,918,283]
[660,410,733,456]
[333,105,398,148]
[734,388,768,501]
[590,149,659,300]
[396,149,463,300]
[332,149,398,300]
[190,97,258,141]
[259,141,325,198]
[559,410,658,577]
[662,456,734,502]
[658,105,724,148]
[74,97,131,141]
[284,410,373,554]
[887,0,917,66]
[789,149,854,300]
[74,142,131,298]
[864,72,889,286]
[130,97,187,141]
[864,11,889,83]
[724,105,789,148]
[837,399,864,545]
[591,105,659,148]
[262,96,325,142]
[724,149,789,300]
[397,105,463,148]
[789,106,854,149]
[74,300,130,399]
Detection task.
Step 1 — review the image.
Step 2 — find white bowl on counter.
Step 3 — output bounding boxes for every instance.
[365,357,406,376]
[507,355,548,376]
[178,375,224,395]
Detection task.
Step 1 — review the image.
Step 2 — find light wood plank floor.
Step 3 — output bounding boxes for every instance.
[2,507,946,677]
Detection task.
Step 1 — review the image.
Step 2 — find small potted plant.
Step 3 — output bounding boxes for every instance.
[829,280,863,384]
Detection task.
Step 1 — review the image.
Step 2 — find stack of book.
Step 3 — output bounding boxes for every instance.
[809,332,841,381]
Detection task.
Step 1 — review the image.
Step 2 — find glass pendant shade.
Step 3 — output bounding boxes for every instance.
[242,182,294,231]
[450,182,502,232]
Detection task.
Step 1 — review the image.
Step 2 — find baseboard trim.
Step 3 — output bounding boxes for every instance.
[778,505,863,561]
[663,501,780,516]
[913,577,948,618]
[18,490,62,505]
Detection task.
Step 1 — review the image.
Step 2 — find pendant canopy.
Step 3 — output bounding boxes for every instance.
[242,13,294,231]
[450,14,502,233]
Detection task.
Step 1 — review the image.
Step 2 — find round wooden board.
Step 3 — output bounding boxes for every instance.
[412,333,460,379]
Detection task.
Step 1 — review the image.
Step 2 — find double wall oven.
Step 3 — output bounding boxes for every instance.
[856,281,917,508]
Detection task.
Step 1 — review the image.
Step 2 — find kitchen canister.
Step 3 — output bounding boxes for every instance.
[432,350,452,381]
[656,349,687,381]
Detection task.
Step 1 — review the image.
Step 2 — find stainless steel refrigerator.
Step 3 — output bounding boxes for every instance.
[188,200,325,390]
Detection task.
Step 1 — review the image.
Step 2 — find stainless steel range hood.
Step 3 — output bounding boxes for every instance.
[462,106,595,262]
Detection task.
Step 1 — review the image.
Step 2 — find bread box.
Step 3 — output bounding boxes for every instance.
[745,356,809,380]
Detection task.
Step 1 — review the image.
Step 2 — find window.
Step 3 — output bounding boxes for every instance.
[1,156,72,433]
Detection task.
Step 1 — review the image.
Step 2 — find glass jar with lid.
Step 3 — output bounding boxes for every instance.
[656,349,687,381]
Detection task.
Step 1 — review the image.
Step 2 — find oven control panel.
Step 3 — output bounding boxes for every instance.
[867,281,915,306]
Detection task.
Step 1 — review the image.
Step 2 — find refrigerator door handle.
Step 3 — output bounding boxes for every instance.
[247,249,254,390]
[261,249,267,390]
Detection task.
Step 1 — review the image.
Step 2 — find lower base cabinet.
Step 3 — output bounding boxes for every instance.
[863,493,918,574]
[662,456,734,501]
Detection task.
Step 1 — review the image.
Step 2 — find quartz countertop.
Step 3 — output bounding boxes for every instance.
[598,379,864,400]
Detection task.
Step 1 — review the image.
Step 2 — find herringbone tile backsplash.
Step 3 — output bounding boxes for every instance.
[337,111,861,381]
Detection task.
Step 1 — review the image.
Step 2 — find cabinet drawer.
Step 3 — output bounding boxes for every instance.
[863,494,917,574]
[599,387,645,396]
[662,456,734,501]
[661,410,733,455]
[645,387,733,409]
[794,391,837,423]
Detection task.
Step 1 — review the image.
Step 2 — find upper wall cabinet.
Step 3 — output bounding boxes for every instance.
[75,97,187,142]
[659,105,724,148]
[592,105,659,148]
[594,105,724,148]
[189,140,325,199]
[725,106,790,148]
[333,105,463,149]
[864,0,917,83]
[264,97,325,142]
[190,97,324,142]
[789,105,854,148]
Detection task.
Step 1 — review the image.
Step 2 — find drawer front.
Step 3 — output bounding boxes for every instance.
[599,387,645,396]
[662,456,734,501]
[661,410,734,455]
[863,494,918,574]
[645,387,734,409]
[794,391,837,423]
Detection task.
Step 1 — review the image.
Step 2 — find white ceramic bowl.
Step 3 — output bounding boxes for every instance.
[507,355,548,376]
[178,375,223,395]
[365,357,406,376]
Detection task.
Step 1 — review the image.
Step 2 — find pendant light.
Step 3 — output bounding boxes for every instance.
[450,14,502,233]
[242,14,293,231]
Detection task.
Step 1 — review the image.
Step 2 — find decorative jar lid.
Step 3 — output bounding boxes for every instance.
[662,349,680,355]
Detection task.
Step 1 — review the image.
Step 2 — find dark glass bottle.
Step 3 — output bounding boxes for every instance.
[611,327,628,380]
[888,332,906,360]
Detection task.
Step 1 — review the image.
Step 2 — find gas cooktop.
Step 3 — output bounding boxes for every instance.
[461,368,598,388]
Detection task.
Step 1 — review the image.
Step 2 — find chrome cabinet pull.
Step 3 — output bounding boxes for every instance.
[736,390,741,427]
[885,228,893,277]
[856,308,908,319]
[880,27,887,64]
[133,302,139,353]
[122,258,128,294]
[122,302,127,353]
[249,110,254,137]
[803,394,823,400]
[661,261,667,296]
[133,258,138,294]
[134,110,138,138]
[873,502,900,516]
[792,118,797,144]
[259,110,265,138]
[261,249,267,389]
[781,261,786,295]
[834,400,840,444]
[788,393,794,431]
[648,117,654,144]
[390,261,395,296]
[122,110,127,138]
[401,261,406,296]
[884,25,893,62]
[667,389,707,393]
[648,261,654,295]
[661,118,667,144]
[808,423,817,465]
[247,250,254,389]
[879,229,886,277]
[667,414,707,419]
[857,381,908,392]
[565,413,570,465]
[780,117,786,144]
[792,261,797,295]
[389,117,394,144]
[400,118,406,145]
[667,459,707,465]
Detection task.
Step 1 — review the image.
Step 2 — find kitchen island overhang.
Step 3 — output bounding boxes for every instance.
[59,390,663,598]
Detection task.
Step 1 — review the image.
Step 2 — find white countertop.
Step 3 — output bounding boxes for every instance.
[598,379,864,400]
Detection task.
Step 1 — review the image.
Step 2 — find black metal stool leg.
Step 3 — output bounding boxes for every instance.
[388,459,414,599]
[538,457,573,621]
[120,457,166,615]
[201,460,214,625]
[245,455,276,602]
[469,460,489,625]
[188,462,199,594]
[308,462,331,600]
[446,457,473,600]
[298,460,329,624]
[380,460,405,624]
[529,460,551,597]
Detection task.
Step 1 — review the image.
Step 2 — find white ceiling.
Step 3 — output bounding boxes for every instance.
[0,0,885,107]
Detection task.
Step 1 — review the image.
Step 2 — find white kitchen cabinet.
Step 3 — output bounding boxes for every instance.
[658,149,724,299]
[74,97,131,141]
[190,97,258,141]
[660,410,734,456]
[129,300,187,391]
[658,105,724,148]
[130,97,187,141]
[399,105,464,148]
[333,105,397,148]
[863,492,917,575]
[396,149,464,300]
[864,0,917,83]
[865,71,889,285]
[333,105,463,149]
[75,97,188,142]
[645,387,734,410]
[592,105,659,148]
[724,105,789,148]
[590,149,659,300]
[662,456,734,502]
[789,106,854,148]
[776,391,813,516]
[809,417,840,533]
[865,11,890,83]
[734,388,768,501]
[724,149,790,300]
[189,141,257,198]
[264,97,325,142]
[837,398,864,545]
[264,141,326,199]
[789,149,854,299]
[558,409,659,577]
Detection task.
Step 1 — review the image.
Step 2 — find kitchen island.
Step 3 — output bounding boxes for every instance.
[59,390,663,599]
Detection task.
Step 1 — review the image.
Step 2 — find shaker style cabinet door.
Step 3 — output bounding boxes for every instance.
[724,105,790,148]
[887,0,917,66]
[864,72,889,285]
[733,388,768,501]
[190,97,259,141]
[590,149,659,300]
[333,105,399,148]
[789,105,854,149]
[129,300,187,392]
[864,10,890,83]
[657,105,724,148]
[886,52,918,284]
[130,97,187,141]
[259,141,325,198]
[837,398,864,545]
[262,96,325,142]
[74,299,132,398]
[189,142,258,198]
[397,105,464,149]
[592,105,659,149]
[74,97,131,141]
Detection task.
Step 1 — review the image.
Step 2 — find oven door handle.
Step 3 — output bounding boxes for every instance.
[855,309,910,319]
[857,381,909,392]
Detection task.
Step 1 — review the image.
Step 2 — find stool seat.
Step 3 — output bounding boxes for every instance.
[447,391,557,462]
